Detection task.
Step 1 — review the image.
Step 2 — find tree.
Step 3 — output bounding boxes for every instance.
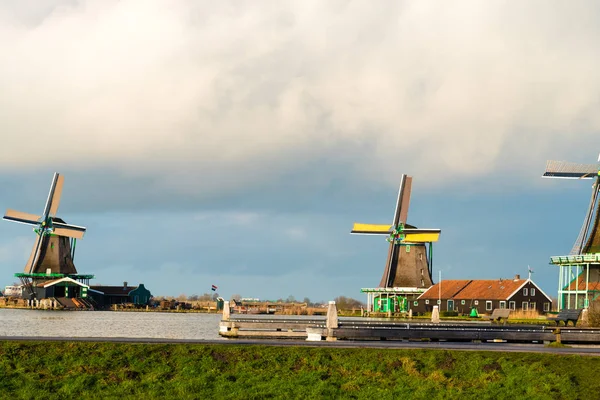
[286,295,296,303]
[334,296,364,310]
[230,294,241,301]
[198,293,213,301]
[302,297,311,306]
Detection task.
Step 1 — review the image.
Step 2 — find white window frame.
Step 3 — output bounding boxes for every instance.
[461,300,465,305]
[522,302,529,311]
[474,300,479,305]
[413,301,418,306]
[509,301,516,310]
[543,302,550,312]
[486,301,493,311]
[523,288,528,296]
[530,302,536,311]
[531,288,536,296]
[499,301,506,309]
[425,300,429,305]
[437,299,441,305]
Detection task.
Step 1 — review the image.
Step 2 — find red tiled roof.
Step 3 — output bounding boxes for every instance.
[419,279,526,300]
[419,280,472,300]
[454,279,525,300]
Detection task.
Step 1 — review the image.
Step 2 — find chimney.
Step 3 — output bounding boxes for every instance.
[123,281,128,290]
[514,274,520,281]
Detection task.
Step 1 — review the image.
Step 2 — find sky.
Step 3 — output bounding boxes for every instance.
[0,0,599,302]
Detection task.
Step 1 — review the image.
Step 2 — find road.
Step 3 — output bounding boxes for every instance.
[1,335,600,356]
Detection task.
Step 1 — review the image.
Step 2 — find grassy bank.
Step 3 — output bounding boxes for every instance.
[1,341,599,399]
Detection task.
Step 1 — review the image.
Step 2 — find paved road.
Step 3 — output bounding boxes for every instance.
[2,336,600,356]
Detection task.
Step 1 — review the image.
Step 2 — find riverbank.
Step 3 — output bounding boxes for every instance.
[1,341,599,399]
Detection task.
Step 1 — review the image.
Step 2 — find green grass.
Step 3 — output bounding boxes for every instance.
[1,341,599,399]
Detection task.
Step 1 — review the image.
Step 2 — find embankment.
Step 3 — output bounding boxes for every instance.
[1,341,599,399]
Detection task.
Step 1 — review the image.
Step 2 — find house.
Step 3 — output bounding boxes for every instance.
[412,275,552,315]
[34,277,90,300]
[3,285,25,298]
[89,282,152,306]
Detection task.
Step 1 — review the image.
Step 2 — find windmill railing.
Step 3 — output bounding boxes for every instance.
[550,254,600,264]
[14,273,95,279]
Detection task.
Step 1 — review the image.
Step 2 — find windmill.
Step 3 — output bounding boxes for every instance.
[543,155,600,310]
[542,156,600,255]
[3,173,88,298]
[351,174,441,289]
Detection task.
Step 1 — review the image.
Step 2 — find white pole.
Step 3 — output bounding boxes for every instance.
[438,270,441,307]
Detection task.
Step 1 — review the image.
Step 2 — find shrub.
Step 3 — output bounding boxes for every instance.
[587,301,600,327]
[440,311,458,317]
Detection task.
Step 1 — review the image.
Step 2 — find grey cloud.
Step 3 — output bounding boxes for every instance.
[0,0,599,198]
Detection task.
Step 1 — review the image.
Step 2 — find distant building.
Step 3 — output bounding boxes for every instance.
[4,285,24,298]
[413,275,552,314]
[89,282,152,307]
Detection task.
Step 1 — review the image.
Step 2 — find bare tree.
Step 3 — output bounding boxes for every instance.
[334,296,364,310]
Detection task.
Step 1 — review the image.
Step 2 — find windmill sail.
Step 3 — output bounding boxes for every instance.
[571,183,599,254]
[351,174,441,288]
[3,173,85,276]
[582,187,600,254]
[543,158,600,255]
[543,160,599,179]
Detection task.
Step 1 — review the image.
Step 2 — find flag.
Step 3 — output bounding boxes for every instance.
[211,284,218,292]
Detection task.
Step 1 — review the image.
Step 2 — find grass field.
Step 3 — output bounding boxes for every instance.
[1,341,598,399]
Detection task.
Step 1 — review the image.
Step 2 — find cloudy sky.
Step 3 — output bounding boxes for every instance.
[1,0,599,302]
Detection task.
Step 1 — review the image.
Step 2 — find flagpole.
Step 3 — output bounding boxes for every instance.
[438,270,441,307]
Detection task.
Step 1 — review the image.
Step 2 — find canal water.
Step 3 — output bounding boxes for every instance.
[0,309,224,340]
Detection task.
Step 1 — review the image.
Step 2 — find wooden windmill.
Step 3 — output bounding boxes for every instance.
[351,174,441,288]
[3,173,87,296]
[543,156,600,255]
[543,155,600,310]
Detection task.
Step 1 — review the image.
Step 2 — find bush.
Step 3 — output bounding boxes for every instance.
[587,301,600,327]
[440,311,458,317]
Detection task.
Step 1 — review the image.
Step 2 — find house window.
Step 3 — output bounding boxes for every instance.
[522,302,529,311]
[523,288,528,296]
[474,300,479,305]
[531,288,536,296]
[425,300,429,305]
[413,301,418,306]
[530,302,536,311]
[543,302,550,312]
[461,300,465,305]
[499,301,506,309]
[509,301,516,310]
[486,301,493,311]
[437,300,441,305]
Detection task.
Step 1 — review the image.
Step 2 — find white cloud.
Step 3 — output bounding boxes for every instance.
[1,0,599,194]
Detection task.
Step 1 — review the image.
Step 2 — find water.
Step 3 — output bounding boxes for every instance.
[0,309,224,340]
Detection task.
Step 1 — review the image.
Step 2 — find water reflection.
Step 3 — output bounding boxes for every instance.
[0,309,224,340]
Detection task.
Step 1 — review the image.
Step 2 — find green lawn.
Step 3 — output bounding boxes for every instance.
[0,341,598,399]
